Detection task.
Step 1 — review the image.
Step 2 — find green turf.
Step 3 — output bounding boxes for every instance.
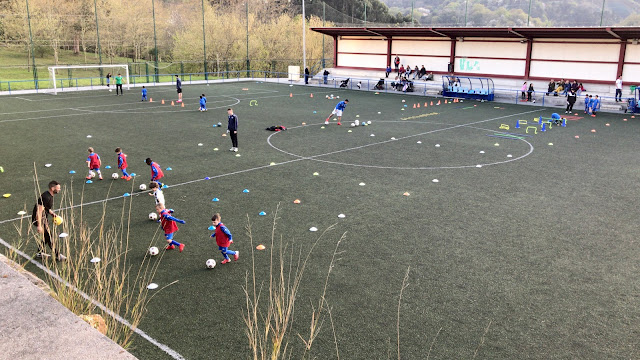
[1,83,640,359]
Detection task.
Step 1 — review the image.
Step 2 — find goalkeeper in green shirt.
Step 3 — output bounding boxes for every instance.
[115,73,124,96]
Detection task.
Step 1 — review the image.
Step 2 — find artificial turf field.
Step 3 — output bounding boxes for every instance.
[1,81,640,359]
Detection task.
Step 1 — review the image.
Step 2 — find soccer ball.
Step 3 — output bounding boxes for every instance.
[149,212,158,221]
[361,122,366,126]
[367,121,371,125]
[89,171,96,178]
[53,215,63,226]
[350,123,355,127]
[109,89,112,92]
[354,120,359,126]
[532,99,536,103]
[206,259,216,269]
[111,173,119,179]
[139,184,147,191]
[148,246,159,256]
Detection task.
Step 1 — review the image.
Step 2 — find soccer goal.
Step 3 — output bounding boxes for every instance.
[47,64,130,95]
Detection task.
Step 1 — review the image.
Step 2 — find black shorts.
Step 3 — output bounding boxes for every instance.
[177,88,182,94]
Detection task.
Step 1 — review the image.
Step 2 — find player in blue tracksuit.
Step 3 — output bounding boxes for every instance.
[591,95,600,116]
[324,99,349,126]
[141,86,147,101]
[584,95,591,114]
[199,94,207,112]
[588,95,597,115]
[551,112,562,126]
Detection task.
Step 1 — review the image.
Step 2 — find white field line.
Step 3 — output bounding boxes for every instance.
[0,237,186,360]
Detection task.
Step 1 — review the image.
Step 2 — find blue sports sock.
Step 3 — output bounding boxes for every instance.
[171,240,180,246]
[121,169,129,177]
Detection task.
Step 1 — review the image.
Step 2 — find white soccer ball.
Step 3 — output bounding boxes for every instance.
[532,99,536,103]
[350,123,355,127]
[354,120,359,126]
[89,171,96,178]
[149,212,158,221]
[148,246,159,256]
[367,121,372,125]
[109,89,112,92]
[206,259,216,269]
[139,184,147,191]
[111,173,119,179]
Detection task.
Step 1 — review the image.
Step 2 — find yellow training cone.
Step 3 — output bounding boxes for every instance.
[3,193,10,198]
[256,244,266,250]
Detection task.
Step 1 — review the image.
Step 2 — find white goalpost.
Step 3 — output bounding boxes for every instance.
[47,64,130,95]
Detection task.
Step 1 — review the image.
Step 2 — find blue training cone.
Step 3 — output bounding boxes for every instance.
[130,173,136,177]
[86,180,93,184]
[166,167,172,171]
[162,184,168,189]
[212,197,219,202]
[562,118,567,127]
[515,121,520,129]
[538,116,542,124]
[105,165,111,169]
[259,211,266,216]
[208,225,215,230]
[69,170,76,174]
[243,189,250,193]
[123,192,130,197]
[204,177,210,180]
[541,123,546,132]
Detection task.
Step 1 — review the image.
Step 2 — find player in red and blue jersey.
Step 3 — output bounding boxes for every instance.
[210,213,238,264]
[86,147,103,180]
[145,158,164,187]
[156,204,185,252]
[325,99,349,126]
[115,147,131,181]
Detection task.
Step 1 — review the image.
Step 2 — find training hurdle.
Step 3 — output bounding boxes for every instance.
[526,126,537,134]
[499,124,510,130]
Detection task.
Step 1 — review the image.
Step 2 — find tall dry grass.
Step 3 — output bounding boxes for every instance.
[242,203,345,359]
[4,169,167,349]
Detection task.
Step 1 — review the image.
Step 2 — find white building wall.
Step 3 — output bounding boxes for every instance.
[337,54,387,69]
[532,42,619,62]
[456,41,526,58]
[529,61,617,81]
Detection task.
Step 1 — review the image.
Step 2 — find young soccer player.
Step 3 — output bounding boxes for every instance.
[199,94,207,112]
[106,72,112,92]
[115,147,131,180]
[591,95,601,116]
[325,99,349,126]
[156,204,185,252]
[584,95,590,114]
[141,86,147,101]
[210,213,238,264]
[145,158,164,187]
[149,181,165,208]
[550,112,562,126]
[86,147,103,180]
[175,75,183,103]
[227,108,238,152]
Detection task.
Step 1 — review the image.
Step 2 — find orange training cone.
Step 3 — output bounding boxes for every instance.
[413,104,416,108]
[310,93,313,98]
[437,100,441,105]
[445,99,448,104]
[171,100,175,106]
[161,99,165,104]
[417,103,420,108]
[290,93,293,97]
[424,102,428,107]
[430,101,433,106]
[181,102,184,107]
[149,98,153,102]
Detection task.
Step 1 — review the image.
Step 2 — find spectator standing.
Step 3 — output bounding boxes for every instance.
[304,67,309,85]
[394,55,400,73]
[385,65,391,78]
[31,181,65,261]
[227,108,239,152]
[521,82,527,100]
[527,83,534,102]
[566,90,577,113]
[323,69,329,84]
[615,76,623,102]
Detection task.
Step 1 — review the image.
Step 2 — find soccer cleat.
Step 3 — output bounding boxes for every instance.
[86,176,92,180]
[337,122,341,126]
[233,148,238,152]
[166,244,175,250]
[56,254,67,262]
[234,251,239,261]
[36,252,51,259]
[229,148,235,152]
[179,244,185,252]
[221,258,231,264]
[125,176,132,181]
[98,176,103,180]
[324,120,329,125]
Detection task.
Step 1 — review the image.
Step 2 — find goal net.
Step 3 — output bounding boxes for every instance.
[47,64,130,95]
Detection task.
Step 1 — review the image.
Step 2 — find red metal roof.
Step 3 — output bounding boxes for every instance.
[311,26,640,40]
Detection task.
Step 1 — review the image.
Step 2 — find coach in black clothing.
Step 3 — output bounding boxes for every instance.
[31,180,64,260]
